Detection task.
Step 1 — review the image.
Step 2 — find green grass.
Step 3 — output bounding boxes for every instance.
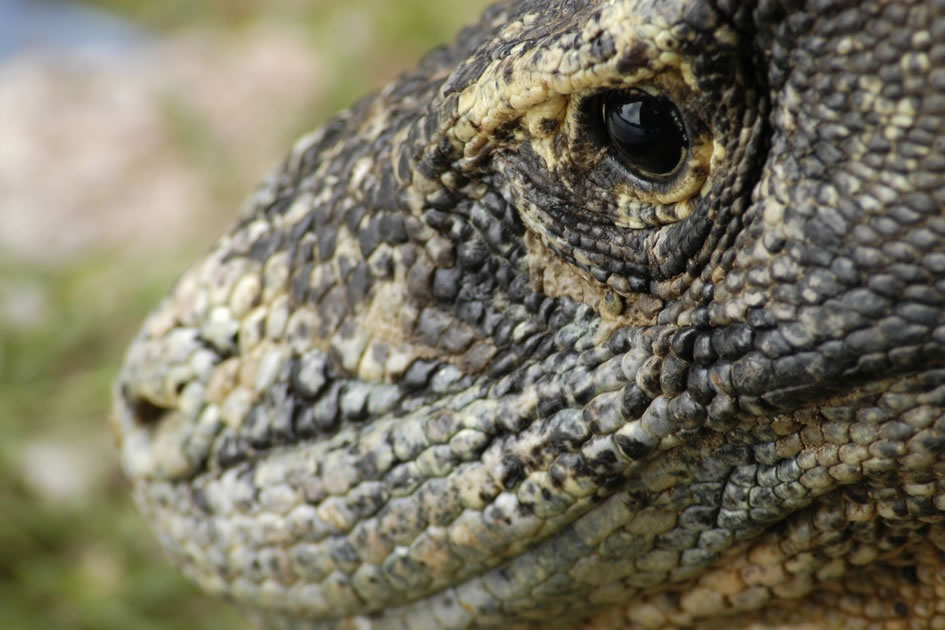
[2,1,491,628]
[0,253,247,630]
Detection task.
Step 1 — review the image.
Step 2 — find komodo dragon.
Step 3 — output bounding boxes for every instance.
[111,0,945,627]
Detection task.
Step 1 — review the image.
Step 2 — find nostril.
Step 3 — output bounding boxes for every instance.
[120,383,171,426]
[132,397,170,425]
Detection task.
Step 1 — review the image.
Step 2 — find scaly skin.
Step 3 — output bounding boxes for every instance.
[112,1,945,628]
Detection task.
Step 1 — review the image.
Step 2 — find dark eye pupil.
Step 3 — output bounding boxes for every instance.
[603,90,688,177]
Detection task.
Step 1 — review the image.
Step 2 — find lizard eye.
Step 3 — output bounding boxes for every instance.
[602,89,688,179]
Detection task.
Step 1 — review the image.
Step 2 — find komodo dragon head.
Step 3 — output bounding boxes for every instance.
[113,1,945,628]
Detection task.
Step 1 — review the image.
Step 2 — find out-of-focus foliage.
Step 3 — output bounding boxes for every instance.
[0,1,489,628]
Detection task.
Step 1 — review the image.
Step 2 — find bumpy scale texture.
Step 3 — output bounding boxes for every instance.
[112,1,945,628]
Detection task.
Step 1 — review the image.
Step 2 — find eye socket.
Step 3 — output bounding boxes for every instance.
[602,89,689,178]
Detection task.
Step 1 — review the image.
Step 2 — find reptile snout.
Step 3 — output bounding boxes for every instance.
[112,1,945,628]
[112,319,227,480]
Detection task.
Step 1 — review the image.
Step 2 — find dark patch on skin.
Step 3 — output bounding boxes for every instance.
[432,267,463,301]
[396,148,413,184]
[422,109,442,142]
[501,454,527,489]
[402,359,439,391]
[440,324,475,354]
[353,451,380,480]
[291,262,314,303]
[340,386,370,423]
[317,225,337,262]
[540,117,560,133]
[191,487,213,515]
[330,539,362,573]
[598,475,625,493]
[587,448,618,473]
[293,116,349,177]
[537,392,566,419]
[345,205,369,234]
[264,386,296,444]
[407,258,435,302]
[243,406,271,449]
[380,213,408,244]
[248,231,285,263]
[216,433,250,469]
[899,564,919,585]
[310,382,342,433]
[415,308,452,347]
[292,405,318,437]
[487,504,511,526]
[616,39,653,75]
[456,299,485,326]
[308,264,336,304]
[337,255,356,281]
[288,212,316,262]
[589,30,616,61]
[262,194,295,219]
[359,217,383,258]
[422,208,452,233]
[614,434,652,460]
[346,262,373,306]
[442,56,491,96]
[493,119,521,143]
[671,327,699,360]
[317,286,349,336]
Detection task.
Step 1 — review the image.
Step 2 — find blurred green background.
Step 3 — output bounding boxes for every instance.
[0,1,489,628]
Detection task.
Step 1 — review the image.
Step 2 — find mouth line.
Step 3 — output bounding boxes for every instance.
[752,360,945,414]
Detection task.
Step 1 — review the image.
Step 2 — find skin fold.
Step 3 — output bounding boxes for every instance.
[112,1,945,628]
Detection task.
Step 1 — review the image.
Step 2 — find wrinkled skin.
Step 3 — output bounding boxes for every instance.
[113,1,945,628]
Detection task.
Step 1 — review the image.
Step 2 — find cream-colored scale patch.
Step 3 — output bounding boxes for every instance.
[307,246,499,382]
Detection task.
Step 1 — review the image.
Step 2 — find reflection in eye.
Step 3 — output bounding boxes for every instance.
[602,89,689,178]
